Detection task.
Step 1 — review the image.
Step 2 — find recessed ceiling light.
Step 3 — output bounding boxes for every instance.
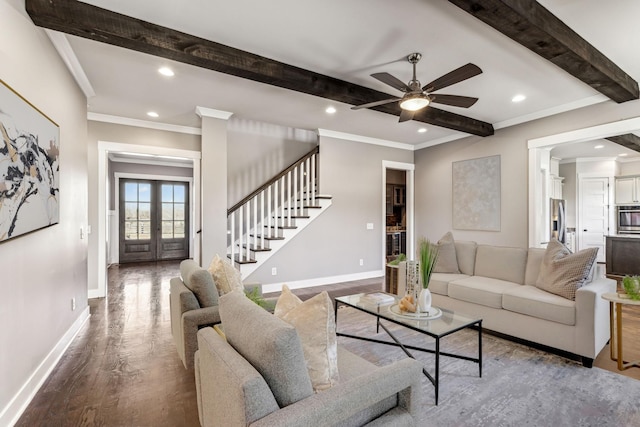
[418,128,427,133]
[619,153,628,157]
[147,111,159,118]
[511,94,526,103]
[594,144,604,149]
[325,106,336,114]
[158,67,174,77]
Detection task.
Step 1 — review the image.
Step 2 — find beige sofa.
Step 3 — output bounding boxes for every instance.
[194,290,422,427]
[408,241,616,367]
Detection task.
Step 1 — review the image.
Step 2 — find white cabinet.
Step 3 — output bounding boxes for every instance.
[615,176,640,204]
[550,175,564,199]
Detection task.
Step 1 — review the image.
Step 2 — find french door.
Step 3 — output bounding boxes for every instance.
[119,179,189,263]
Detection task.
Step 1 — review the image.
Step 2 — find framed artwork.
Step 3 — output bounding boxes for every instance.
[452,155,500,231]
[0,79,60,242]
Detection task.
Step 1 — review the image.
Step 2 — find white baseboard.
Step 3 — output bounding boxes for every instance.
[261,270,384,294]
[88,288,105,299]
[0,307,91,427]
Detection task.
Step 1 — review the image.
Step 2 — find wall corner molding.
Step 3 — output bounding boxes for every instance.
[195,106,233,120]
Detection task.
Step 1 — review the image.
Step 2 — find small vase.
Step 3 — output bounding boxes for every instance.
[418,287,432,314]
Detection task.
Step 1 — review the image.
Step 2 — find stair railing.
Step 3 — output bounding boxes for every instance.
[227,146,319,264]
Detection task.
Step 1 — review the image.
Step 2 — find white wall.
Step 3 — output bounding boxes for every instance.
[245,135,413,285]
[619,159,640,175]
[0,1,89,423]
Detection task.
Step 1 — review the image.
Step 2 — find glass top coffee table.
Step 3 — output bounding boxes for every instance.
[335,293,482,405]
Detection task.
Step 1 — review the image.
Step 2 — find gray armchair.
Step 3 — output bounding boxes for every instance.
[170,259,222,369]
[194,290,422,426]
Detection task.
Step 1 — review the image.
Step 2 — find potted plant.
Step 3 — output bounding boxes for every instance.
[622,275,640,300]
[417,237,439,313]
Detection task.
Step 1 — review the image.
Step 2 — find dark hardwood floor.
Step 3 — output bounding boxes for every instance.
[16,261,640,426]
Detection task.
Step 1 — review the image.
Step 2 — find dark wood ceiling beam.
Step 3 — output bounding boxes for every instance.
[606,134,640,153]
[448,0,639,103]
[25,0,494,137]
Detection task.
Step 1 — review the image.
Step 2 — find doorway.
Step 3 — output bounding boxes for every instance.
[382,161,415,268]
[578,175,610,263]
[119,179,190,263]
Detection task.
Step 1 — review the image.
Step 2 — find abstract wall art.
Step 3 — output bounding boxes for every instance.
[0,79,59,243]
[452,155,500,231]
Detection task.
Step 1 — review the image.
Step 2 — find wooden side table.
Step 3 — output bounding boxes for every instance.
[602,292,640,370]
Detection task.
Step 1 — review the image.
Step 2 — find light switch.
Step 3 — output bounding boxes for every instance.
[366,223,374,230]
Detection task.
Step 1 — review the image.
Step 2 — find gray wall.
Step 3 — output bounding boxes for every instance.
[415,97,640,249]
[245,136,413,284]
[0,1,88,420]
[227,117,317,207]
[414,129,528,247]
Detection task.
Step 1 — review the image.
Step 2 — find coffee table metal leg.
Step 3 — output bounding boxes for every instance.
[435,338,440,405]
[478,320,483,378]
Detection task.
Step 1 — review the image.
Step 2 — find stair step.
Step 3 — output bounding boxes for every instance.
[266,225,298,230]
[228,255,257,264]
[241,244,271,252]
[275,215,310,219]
[250,234,285,241]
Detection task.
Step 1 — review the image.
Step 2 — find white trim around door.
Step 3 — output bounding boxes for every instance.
[94,141,201,299]
[382,161,415,269]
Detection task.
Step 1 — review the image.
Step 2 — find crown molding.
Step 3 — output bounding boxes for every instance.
[317,129,414,151]
[87,112,202,135]
[195,106,233,120]
[45,30,95,98]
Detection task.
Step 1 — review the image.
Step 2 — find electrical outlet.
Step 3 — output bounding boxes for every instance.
[359,259,364,266]
[71,297,76,311]
[271,267,277,276]
[366,223,374,230]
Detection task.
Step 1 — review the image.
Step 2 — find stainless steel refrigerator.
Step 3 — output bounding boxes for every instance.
[550,198,566,244]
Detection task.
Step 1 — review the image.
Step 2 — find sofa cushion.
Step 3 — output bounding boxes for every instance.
[503,285,576,326]
[525,248,546,286]
[433,232,460,274]
[208,254,244,295]
[429,273,470,296]
[454,241,477,276]
[180,260,219,308]
[535,239,598,301]
[474,245,527,285]
[275,286,339,392]
[448,276,521,309]
[219,290,313,407]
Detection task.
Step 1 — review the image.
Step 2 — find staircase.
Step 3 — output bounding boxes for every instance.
[227,146,332,279]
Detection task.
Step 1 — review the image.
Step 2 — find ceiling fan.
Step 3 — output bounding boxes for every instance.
[351,53,482,123]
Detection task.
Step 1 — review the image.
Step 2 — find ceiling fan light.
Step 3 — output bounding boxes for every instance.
[400,94,430,111]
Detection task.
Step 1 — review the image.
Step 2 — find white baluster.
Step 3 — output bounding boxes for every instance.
[230,213,235,265]
[246,202,251,261]
[238,206,243,263]
[305,158,310,208]
[260,191,265,249]
[312,154,316,202]
[287,171,292,227]
[293,165,298,217]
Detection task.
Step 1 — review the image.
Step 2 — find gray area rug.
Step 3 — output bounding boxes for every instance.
[335,306,640,426]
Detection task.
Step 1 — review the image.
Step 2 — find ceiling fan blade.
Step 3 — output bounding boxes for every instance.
[371,72,411,92]
[422,63,482,93]
[430,94,479,108]
[398,109,415,123]
[351,98,401,110]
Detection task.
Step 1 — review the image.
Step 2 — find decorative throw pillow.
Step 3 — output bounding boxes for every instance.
[208,254,244,295]
[274,285,339,392]
[219,290,313,407]
[535,239,598,301]
[433,231,461,274]
[180,260,218,308]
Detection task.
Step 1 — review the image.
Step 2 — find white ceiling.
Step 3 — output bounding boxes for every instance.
[42,0,640,157]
